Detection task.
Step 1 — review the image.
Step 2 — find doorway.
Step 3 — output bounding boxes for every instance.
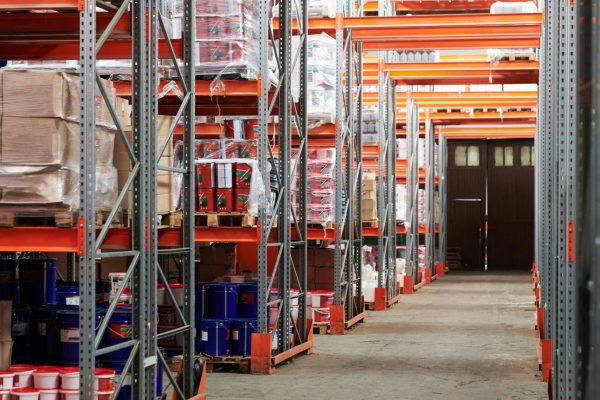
[446,139,534,270]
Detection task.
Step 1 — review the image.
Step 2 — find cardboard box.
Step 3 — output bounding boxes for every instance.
[0,301,12,342]
[196,244,238,281]
[363,190,377,200]
[362,198,377,220]
[217,163,233,188]
[1,70,115,126]
[0,167,77,205]
[195,262,236,283]
[363,171,377,191]
[216,188,233,212]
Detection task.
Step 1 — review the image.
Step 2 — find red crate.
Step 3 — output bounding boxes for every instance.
[197,189,215,212]
[216,188,234,212]
[308,190,334,206]
[222,139,240,159]
[237,140,257,159]
[234,163,252,188]
[307,175,334,191]
[198,41,230,64]
[235,188,251,212]
[244,119,259,140]
[196,163,214,189]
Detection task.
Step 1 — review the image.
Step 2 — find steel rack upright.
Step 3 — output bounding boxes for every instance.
[405,100,420,290]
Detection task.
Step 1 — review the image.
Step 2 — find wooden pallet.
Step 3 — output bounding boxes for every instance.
[205,355,251,374]
[498,52,536,61]
[159,211,183,228]
[307,221,334,230]
[362,220,378,228]
[195,212,256,228]
[312,322,329,335]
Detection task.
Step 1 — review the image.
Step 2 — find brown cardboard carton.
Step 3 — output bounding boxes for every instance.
[362,190,377,200]
[363,171,377,191]
[0,167,74,205]
[0,340,12,370]
[0,301,11,342]
[362,198,377,220]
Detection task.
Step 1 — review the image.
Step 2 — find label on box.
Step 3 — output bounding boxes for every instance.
[12,321,28,337]
[232,330,239,341]
[201,330,208,342]
[110,323,133,339]
[38,322,47,336]
[61,328,80,343]
[66,295,80,306]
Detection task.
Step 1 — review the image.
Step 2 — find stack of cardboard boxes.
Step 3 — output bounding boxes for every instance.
[0,70,117,216]
[196,244,238,282]
[362,171,377,222]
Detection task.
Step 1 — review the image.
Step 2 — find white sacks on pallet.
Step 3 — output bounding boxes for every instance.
[487,1,538,62]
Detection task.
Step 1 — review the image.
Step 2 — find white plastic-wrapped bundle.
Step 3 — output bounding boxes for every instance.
[488,1,538,62]
[274,0,336,18]
[396,184,407,222]
[289,34,337,125]
[0,70,118,216]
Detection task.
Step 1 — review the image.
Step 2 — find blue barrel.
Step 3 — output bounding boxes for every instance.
[0,259,15,301]
[11,307,32,364]
[18,258,57,305]
[100,307,132,369]
[56,283,79,306]
[33,305,61,364]
[230,319,256,357]
[57,308,100,365]
[238,283,258,319]
[194,283,206,320]
[197,319,229,356]
[204,283,238,319]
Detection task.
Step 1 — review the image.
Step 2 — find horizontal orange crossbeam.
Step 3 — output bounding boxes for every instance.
[363,91,538,109]
[0,0,78,9]
[348,13,542,50]
[362,60,538,85]
[396,110,537,126]
[0,225,337,252]
[363,0,522,12]
[438,126,536,139]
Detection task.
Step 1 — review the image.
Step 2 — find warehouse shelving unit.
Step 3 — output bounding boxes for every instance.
[330,0,367,334]
[405,101,421,290]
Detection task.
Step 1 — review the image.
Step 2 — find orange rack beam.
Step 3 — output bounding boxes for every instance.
[0,225,337,253]
[363,0,525,13]
[346,13,542,50]
[364,91,538,109]
[438,126,536,139]
[396,110,537,125]
[362,60,539,85]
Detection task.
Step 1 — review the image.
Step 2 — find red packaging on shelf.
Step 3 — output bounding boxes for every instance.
[307,161,334,176]
[216,188,233,212]
[196,163,214,189]
[196,140,220,159]
[307,175,334,191]
[234,163,252,188]
[199,41,231,64]
[243,119,259,140]
[237,140,257,159]
[308,190,334,206]
[196,16,229,39]
[224,119,245,139]
[197,189,215,212]
[235,188,251,212]
[222,139,240,159]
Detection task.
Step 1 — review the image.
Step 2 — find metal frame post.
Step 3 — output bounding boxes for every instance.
[425,119,435,275]
[406,101,420,285]
[438,135,447,268]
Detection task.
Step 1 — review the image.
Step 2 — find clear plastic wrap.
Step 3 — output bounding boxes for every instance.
[395,184,407,222]
[194,0,260,79]
[0,70,119,216]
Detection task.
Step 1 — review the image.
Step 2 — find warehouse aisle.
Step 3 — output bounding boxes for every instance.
[205,271,546,400]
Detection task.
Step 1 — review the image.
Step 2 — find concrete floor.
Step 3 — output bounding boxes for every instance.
[205,271,547,400]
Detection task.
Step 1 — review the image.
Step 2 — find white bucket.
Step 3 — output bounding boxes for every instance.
[169,283,184,306]
[0,371,14,390]
[291,305,299,321]
[157,284,166,305]
[95,390,115,400]
[9,387,40,400]
[58,389,78,400]
[306,291,313,307]
[269,305,278,324]
[290,289,299,306]
[33,368,60,389]
[10,368,34,389]
[39,389,59,400]
[59,368,79,390]
[0,390,8,400]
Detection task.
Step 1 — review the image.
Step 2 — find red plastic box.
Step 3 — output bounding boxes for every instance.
[197,189,215,212]
[244,119,259,140]
[234,163,252,188]
[235,188,250,212]
[196,163,214,188]
[196,140,220,159]
[216,188,233,212]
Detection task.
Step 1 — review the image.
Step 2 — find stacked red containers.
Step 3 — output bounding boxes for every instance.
[195,0,257,72]
[194,137,257,214]
[306,148,335,223]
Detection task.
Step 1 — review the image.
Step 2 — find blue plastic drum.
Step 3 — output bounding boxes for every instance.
[100,306,132,370]
[230,319,257,357]
[204,283,238,319]
[194,283,206,320]
[56,283,79,306]
[18,258,57,305]
[33,305,61,364]
[238,283,258,319]
[197,319,229,356]
[11,307,32,364]
[57,308,100,365]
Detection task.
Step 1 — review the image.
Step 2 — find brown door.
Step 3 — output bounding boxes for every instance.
[447,141,487,269]
[486,140,535,269]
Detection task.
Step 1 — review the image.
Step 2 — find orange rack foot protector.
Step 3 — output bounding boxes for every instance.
[403,275,414,294]
[373,288,387,311]
[329,305,346,335]
[250,332,274,375]
[435,262,445,277]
